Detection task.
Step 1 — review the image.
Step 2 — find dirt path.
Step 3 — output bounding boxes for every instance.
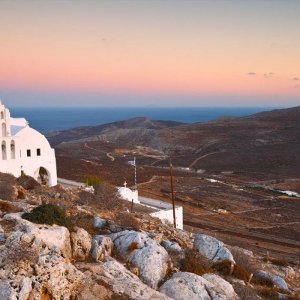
[106,153,115,161]
[188,151,223,168]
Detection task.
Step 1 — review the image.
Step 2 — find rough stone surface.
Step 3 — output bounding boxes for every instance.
[18,277,32,300]
[256,271,289,291]
[161,239,182,254]
[0,217,83,299]
[110,230,169,289]
[159,272,211,300]
[202,273,238,299]
[77,258,171,300]
[71,227,92,261]
[4,212,72,259]
[93,216,107,229]
[91,235,113,261]
[0,280,17,300]
[160,272,238,300]
[194,234,234,263]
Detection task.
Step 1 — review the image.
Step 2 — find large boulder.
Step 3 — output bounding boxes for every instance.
[256,271,289,291]
[160,272,211,300]
[110,230,169,289]
[4,212,72,259]
[71,227,92,261]
[160,272,238,300]
[0,227,83,299]
[194,234,234,263]
[77,258,171,300]
[202,273,238,299]
[91,235,113,261]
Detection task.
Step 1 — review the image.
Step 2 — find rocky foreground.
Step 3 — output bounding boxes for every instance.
[0,173,299,300]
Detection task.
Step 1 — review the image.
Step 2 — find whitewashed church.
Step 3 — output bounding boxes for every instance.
[0,102,57,186]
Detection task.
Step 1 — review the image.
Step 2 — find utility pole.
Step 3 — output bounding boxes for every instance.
[169,158,176,228]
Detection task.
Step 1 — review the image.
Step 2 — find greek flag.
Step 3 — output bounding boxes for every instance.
[128,158,136,167]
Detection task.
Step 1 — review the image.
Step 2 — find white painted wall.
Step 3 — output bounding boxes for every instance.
[150,206,183,229]
[118,187,140,204]
[0,103,57,186]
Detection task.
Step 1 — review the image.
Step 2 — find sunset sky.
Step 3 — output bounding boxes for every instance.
[0,0,299,107]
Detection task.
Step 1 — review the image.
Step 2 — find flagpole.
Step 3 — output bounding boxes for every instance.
[169,158,176,228]
[131,156,137,213]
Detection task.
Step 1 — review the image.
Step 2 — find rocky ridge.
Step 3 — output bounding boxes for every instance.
[0,173,299,300]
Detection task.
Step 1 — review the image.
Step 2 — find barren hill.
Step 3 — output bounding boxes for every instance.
[50,106,300,181]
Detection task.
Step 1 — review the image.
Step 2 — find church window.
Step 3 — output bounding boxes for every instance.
[2,141,6,160]
[11,141,15,159]
[37,148,41,156]
[27,149,31,157]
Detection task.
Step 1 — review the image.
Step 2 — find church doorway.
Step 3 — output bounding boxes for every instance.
[34,167,51,186]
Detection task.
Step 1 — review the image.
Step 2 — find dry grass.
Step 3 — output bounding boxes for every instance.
[69,212,97,235]
[263,256,289,267]
[183,248,213,276]
[252,274,275,288]
[115,212,142,231]
[231,248,261,275]
[213,260,250,282]
[232,283,259,300]
[257,286,278,300]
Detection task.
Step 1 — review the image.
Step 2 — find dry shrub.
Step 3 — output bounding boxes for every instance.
[213,260,250,282]
[183,248,213,276]
[16,175,40,190]
[263,256,289,267]
[22,203,71,229]
[0,200,21,213]
[115,211,141,231]
[0,172,17,200]
[81,182,125,212]
[231,248,260,275]
[77,191,97,206]
[256,286,280,299]
[233,283,259,300]
[69,212,97,235]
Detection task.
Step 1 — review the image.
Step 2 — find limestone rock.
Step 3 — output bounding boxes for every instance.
[71,227,92,261]
[0,280,17,300]
[77,259,171,300]
[18,277,32,300]
[161,239,182,254]
[159,272,211,300]
[93,216,107,229]
[91,235,113,261]
[194,234,234,263]
[256,271,289,291]
[110,230,169,289]
[160,272,238,300]
[202,273,238,299]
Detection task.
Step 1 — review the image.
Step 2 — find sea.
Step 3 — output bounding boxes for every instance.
[9,107,275,133]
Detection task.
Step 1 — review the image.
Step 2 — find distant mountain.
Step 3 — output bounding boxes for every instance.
[52,106,300,180]
[47,117,184,146]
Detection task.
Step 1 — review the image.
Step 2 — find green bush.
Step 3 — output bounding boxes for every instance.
[85,174,102,188]
[22,204,71,228]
